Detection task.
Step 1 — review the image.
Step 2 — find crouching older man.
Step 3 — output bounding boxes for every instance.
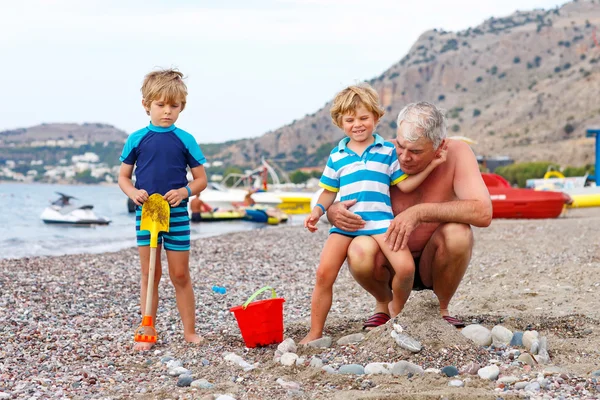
[327,101,492,329]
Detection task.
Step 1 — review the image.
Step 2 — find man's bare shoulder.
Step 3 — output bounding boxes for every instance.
[446,138,476,159]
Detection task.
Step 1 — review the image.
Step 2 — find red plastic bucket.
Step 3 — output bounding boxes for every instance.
[230,286,285,348]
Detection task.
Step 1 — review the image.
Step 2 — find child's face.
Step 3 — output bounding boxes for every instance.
[143,97,183,128]
[341,104,377,143]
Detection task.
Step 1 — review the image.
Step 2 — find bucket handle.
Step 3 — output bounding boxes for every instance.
[242,286,277,309]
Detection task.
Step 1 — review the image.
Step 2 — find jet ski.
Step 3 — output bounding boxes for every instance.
[40,192,111,225]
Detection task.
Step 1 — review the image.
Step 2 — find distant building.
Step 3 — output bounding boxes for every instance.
[477,156,514,172]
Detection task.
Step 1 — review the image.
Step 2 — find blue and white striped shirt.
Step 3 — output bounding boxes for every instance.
[319,134,406,236]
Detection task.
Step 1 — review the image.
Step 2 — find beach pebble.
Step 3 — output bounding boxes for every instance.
[177,375,193,387]
[460,362,481,375]
[191,379,214,389]
[592,370,600,377]
[510,332,524,347]
[461,324,492,346]
[517,353,535,367]
[525,381,541,391]
[514,381,529,390]
[168,367,191,376]
[498,376,519,384]
[277,338,297,354]
[309,357,323,368]
[337,333,365,345]
[441,366,459,377]
[425,368,441,374]
[224,353,255,371]
[390,331,422,353]
[365,363,392,375]
[477,365,500,380]
[295,357,305,366]
[280,352,298,366]
[391,361,424,376]
[322,365,336,374]
[215,395,237,400]
[491,325,513,347]
[448,379,464,387]
[522,330,539,349]
[338,364,365,375]
[276,378,301,390]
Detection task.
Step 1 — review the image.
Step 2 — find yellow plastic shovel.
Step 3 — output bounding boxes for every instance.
[134,193,170,343]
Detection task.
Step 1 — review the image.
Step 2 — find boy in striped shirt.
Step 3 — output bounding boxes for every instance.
[300,84,446,344]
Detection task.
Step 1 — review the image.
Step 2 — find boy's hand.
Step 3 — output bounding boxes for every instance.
[304,209,322,232]
[431,142,448,167]
[164,188,187,207]
[131,189,149,206]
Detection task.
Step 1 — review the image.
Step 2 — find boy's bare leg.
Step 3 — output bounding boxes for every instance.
[135,245,163,351]
[347,236,393,318]
[299,234,353,344]
[372,234,415,318]
[166,250,204,344]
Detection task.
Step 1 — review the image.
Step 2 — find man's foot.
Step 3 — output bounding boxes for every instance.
[362,312,390,331]
[133,341,154,351]
[184,333,205,344]
[442,315,466,328]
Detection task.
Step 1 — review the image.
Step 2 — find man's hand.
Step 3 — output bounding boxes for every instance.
[384,206,421,251]
[131,189,149,206]
[431,142,448,167]
[326,199,365,232]
[164,188,187,207]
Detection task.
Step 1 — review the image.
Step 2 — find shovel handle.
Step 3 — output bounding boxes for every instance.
[144,247,157,316]
[242,286,276,309]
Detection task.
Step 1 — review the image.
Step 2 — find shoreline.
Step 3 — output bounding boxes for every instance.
[2,209,600,399]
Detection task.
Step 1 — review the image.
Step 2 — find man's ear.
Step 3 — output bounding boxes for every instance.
[436,139,447,153]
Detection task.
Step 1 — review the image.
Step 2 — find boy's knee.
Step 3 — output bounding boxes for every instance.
[315,265,338,286]
[170,271,190,287]
[347,236,379,273]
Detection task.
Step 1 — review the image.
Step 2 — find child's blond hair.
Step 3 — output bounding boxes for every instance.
[141,69,188,115]
[330,83,385,129]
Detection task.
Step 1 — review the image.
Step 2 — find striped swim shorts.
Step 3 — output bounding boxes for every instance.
[135,202,190,251]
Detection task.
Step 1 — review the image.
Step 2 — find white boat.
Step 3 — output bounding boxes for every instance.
[40,192,111,225]
[199,182,282,210]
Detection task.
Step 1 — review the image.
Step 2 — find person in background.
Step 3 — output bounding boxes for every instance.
[118,69,208,351]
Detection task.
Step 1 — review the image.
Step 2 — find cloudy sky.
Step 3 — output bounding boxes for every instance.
[0,0,564,143]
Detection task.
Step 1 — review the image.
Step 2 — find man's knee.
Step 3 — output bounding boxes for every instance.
[347,236,379,274]
[437,223,473,255]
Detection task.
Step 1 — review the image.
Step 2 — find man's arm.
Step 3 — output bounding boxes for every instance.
[385,141,492,251]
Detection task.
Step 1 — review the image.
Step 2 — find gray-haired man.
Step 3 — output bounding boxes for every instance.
[327,102,492,330]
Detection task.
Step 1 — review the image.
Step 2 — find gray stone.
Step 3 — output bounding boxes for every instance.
[460,362,480,375]
[498,376,519,384]
[309,357,323,368]
[441,366,459,377]
[391,360,424,376]
[177,375,193,387]
[336,333,365,346]
[338,364,365,375]
[592,370,600,377]
[276,378,301,390]
[390,331,422,353]
[160,356,175,364]
[524,381,541,391]
[510,332,524,347]
[322,365,336,374]
[168,366,191,376]
[514,381,529,390]
[191,379,214,389]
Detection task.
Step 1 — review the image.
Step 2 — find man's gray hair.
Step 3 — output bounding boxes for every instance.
[396,102,447,149]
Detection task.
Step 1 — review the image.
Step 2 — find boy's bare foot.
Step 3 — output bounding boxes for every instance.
[299,333,322,345]
[133,341,154,351]
[184,333,205,344]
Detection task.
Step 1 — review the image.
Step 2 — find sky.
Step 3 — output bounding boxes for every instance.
[0,0,566,143]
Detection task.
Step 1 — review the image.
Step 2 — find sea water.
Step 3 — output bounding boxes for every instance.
[0,183,297,260]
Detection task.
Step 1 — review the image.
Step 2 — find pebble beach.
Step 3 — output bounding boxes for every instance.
[2,208,600,399]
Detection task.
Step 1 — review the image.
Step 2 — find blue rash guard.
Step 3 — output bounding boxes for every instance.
[119,122,206,197]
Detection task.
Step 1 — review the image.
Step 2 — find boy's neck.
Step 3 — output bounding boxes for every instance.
[148,122,176,132]
[346,134,375,154]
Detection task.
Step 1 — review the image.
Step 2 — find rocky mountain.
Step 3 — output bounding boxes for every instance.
[207,0,600,170]
[0,123,128,145]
